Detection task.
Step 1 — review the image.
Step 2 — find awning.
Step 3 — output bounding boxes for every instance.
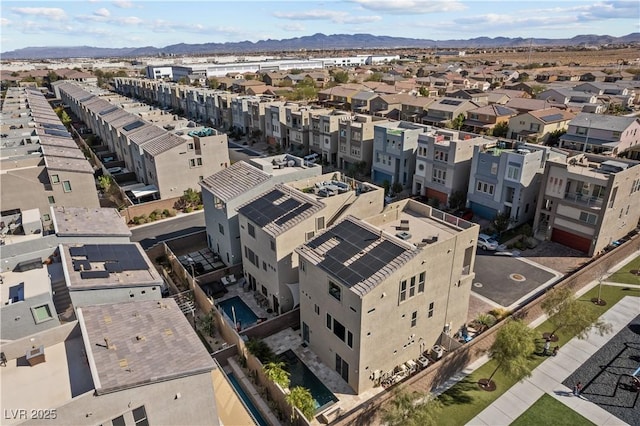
[131,185,159,199]
[286,282,300,308]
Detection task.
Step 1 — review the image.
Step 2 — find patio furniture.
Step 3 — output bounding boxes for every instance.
[221,275,237,286]
[405,359,418,373]
[417,356,429,369]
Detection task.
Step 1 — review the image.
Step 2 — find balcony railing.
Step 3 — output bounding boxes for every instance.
[564,193,603,208]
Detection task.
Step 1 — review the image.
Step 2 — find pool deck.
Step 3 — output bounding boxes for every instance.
[263,329,386,419]
[214,282,276,327]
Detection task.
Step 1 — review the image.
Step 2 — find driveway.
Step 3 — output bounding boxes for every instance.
[472,250,562,309]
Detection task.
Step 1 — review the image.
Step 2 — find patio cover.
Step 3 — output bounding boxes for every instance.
[286,282,300,308]
[131,184,159,199]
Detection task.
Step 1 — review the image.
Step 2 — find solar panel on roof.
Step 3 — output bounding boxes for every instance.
[441,99,462,106]
[278,198,301,211]
[122,120,145,132]
[99,106,119,116]
[69,246,86,257]
[80,270,110,279]
[540,113,564,122]
[43,129,70,138]
[105,262,123,273]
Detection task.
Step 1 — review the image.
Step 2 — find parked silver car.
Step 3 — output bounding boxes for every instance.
[477,233,500,251]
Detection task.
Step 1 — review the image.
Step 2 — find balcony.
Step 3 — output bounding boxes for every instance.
[564,192,603,209]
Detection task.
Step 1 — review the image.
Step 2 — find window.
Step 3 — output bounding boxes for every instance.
[434,149,448,162]
[326,313,332,329]
[305,231,315,241]
[529,123,540,132]
[579,211,597,225]
[218,223,224,235]
[32,304,53,323]
[111,415,126,426]
[432,168,446,184]
[262,261,267,271]
[333,319,346,341]
[48,196,55,204]
[411,311,417,327]
[329,281,341,301]
[418,272,425,293]
[197,157,203,166]
[409,277,416,298]
[347,331,353,348]
[399,280,407,302]
[51,174,60,183]
[270,240,276,251]
[314,304,319,315]
[428,302,434,318]
[491,163,498,175]
[476,181,495,195]
[507,165,520,180]
[62,181,72,192]
[188,143,194,150]
[248,223,255,238]
[316,216,325,230]
[132,406,149,426]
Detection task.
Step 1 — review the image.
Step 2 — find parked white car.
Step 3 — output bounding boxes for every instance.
[477,234,500,251]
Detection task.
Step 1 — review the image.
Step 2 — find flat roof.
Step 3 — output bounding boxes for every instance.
[0,336,94,425]
[52,207,131,238]
[0,266,51,304]
[78,299,216,394]
[61,243,162,290]
[44,154,94,174]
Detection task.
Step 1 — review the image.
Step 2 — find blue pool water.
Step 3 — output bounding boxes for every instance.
[226,372,268,426]
[280,349,338,413]
[218,296,258,330]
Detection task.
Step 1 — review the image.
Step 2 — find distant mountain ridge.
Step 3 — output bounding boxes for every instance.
[3,32,639,60]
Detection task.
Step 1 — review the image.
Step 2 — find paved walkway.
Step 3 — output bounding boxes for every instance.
[468,295,639,426]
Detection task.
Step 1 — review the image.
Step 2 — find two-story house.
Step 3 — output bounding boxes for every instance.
[508,108,575,143]
[558,113,640,156]
[422,97,478,127]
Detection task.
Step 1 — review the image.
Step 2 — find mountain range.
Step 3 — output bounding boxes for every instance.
[2,32,639,60]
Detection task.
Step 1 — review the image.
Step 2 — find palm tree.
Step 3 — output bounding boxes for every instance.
[382,389,442,426]
[263,361,290,389]
[285,386,315,421]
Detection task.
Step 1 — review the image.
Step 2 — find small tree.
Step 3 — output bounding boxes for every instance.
[541,287,612,340]
[449,113,465,130]
[286,386,315,421]
[332,71,349,84]
[98,175,114,194]
[493,211,511,235]
[491,121,509,138]
[364,72,383,82]
[480,319,537,391]
[263,361,290,389]
[418,86,430,97]
[448,191,466,210]
[382,389,443,426]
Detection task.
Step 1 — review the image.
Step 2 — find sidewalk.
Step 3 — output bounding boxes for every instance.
[467,295,638,426]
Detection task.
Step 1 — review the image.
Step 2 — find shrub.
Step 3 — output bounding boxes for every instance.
[489,308,511,321]
[245,338,276,363]
[185,206,194,213]
[162,209,172,217]
[195,204,203,210]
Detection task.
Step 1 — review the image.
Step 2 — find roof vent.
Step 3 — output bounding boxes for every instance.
[104,337,115,350]
[135,335,146,341]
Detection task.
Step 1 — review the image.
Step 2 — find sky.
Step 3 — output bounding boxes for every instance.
[1,1,639,52]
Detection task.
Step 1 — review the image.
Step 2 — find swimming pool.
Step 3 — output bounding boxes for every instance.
[226,372,268,426]
[217,296,258,330]
[280,349,338,413]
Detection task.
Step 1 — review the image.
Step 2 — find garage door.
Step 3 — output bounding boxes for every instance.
[551,228,591,253]
[426,188,447,206]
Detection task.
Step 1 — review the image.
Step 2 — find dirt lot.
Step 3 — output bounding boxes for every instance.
[462,47,640,67]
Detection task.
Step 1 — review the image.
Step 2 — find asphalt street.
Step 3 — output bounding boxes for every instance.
[131,211,205,249]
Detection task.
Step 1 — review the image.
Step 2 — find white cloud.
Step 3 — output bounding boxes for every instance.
[1,18,11,26]
[351,0,466,14]
[118,16,143,25]
[273,9,381,24]
[10,7,67,21]
[112,0,134,8]
[281,23,306,32]
[94,8,111,17]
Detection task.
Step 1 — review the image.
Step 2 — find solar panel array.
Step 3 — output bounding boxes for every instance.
[540,113,564,122]
[308,220,407,287]
[122,120,145,132]
[43,128,71,138]
[99,105,119,116]
[69,244,149,280]
[238,189,313,228]
[441,99,462,106]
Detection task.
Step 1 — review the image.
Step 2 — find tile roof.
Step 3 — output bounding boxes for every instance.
[571,113,639,131]
[44,154,94,173]
[127,124,167,146]
[529,108,575,122]
[141,133,185,156]
[200,161,270,202]
[79,299,216,394]
[237,184,324,237]
[296,216,417,297]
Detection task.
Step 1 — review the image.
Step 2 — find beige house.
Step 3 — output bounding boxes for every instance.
[296,200,479,393]
[337,115,389,173]
[533,154,640,255]
[237,174,384,314]
[508,108,575,143]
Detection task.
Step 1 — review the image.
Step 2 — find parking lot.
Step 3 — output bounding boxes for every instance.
[472,249,562,309]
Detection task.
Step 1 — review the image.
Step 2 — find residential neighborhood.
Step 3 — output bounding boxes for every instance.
[1,5,640,425]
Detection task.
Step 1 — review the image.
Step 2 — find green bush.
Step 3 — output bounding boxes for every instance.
[185,206,194,213]
[195,204,203,210]
[245,338,276,363]
[162,209,171,217]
